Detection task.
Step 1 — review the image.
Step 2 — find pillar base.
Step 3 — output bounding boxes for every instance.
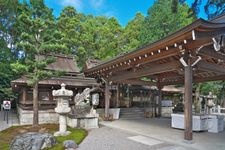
[183,139,194,144]
[184,131,193,141]
[54,131,71,137]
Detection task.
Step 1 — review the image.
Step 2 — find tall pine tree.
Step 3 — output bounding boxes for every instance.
[11,0,67,126]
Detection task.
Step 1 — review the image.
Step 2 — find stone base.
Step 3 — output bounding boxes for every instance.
[67,116,99,129]
[54,131,71,136]
[17,107,59,125]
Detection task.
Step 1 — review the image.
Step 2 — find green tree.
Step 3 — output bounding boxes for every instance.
[140,0,195,45]
[57,9,123,67]
[91,16,122,60]
[11,0,67,126]
[0,39,17,100]
[121,12,145,52]
[173,0,225,20]
[0,0,20,101]
[57,6,86,55]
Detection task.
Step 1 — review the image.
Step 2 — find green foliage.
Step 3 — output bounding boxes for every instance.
[195,81,225,105]
[12,0,67,86]
[121,12,145,52]
[0,38,18,99]
[48,128,87,150]
[57,7,123,66]
[140,0,195,45]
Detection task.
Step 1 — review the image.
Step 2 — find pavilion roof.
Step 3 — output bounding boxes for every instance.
[84,18,225,86]
[37,54,80,74]
[11,75,99,89]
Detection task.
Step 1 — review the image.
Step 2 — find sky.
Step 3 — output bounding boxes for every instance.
[44,0,208,27]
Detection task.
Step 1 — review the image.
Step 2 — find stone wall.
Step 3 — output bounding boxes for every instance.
[17,107,59,125]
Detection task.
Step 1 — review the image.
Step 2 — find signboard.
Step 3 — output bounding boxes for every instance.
[3,101,11,110]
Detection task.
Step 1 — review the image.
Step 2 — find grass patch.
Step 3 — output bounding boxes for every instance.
[0,124,87,150]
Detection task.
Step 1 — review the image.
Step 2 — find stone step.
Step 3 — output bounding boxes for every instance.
[120,108,145,119]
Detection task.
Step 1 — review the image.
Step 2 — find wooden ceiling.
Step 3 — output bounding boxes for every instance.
[84,18,225,86]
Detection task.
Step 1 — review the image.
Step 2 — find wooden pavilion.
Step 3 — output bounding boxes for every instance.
[84,15,225,141]
[11,55,99,124]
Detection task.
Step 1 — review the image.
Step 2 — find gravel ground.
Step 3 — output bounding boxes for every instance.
[78,125,191,150]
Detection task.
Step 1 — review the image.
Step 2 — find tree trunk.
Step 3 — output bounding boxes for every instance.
[33,82,39,127]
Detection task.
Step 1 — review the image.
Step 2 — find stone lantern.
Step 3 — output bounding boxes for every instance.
[206,91,216,114]
[52,83,73,136]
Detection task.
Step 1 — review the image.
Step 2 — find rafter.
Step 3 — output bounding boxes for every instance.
[109,61,181,82]
[161,74,225,86]
[196,60,225,74]
[198,45,225,61]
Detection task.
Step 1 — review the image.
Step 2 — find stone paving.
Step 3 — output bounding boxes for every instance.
[78,125,193,150]
[100,118,225,150]
[0,109,19,131]
[1,110,224,150]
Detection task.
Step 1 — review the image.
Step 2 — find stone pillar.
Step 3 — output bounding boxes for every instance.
[184,58,193,141]
[59,115,67,133]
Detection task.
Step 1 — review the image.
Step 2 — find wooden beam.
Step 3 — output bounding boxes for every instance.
[193,28,225,40]
[109,61,181,82]
[196,60,225,74]
[161,73,225,86]
[184,58,193,141]
[22,87,27,103]
[117,79,157,86]
[87,47,181,76]
[198,45,225,61]
[185,38,212,50]
[194,74,225,83]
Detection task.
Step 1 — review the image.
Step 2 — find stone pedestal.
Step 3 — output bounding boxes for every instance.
[208,115,224,133]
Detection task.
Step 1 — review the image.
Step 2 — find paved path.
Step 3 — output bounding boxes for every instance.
[100,118,225,150]
[0,109,19,131]
[78,125,193,150]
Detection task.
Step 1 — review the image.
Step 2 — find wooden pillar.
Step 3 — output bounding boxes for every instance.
[184,58,193,141]
[157,86,162,117]
[127,85,130,107]
[116,84,120,108]
[140,90,143,107]
[22,87,27,103]
[49,90,53,101]
[105,80,110,118]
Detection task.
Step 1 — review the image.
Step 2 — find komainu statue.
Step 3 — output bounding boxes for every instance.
[74,88,91,106]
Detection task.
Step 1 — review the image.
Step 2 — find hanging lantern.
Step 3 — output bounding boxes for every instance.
[92,93,99,106]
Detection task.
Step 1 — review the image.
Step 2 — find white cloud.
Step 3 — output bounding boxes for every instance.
[60,0,83,11]
[90,0,105,9]
[104,11,116,18]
